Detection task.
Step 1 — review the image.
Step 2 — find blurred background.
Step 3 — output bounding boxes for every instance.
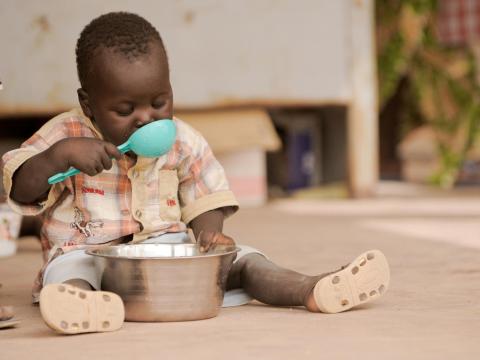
[2,0,480,206]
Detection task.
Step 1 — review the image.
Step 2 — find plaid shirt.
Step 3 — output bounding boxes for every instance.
[2,108,238,300]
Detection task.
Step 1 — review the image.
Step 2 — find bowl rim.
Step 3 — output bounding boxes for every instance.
[85,243,241,260]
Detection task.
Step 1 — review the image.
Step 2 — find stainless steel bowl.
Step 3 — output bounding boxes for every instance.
[86,244,239,322]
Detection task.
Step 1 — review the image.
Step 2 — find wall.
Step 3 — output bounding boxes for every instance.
[0,0,352,116]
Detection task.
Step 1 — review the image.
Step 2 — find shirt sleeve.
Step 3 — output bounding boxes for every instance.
[2,119,69,216]
[175,120,239,224]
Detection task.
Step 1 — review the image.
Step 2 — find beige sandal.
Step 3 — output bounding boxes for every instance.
[39,284,125,334]
[313,249,390,313]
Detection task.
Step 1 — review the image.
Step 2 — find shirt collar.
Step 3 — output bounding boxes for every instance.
[71,107,104,140]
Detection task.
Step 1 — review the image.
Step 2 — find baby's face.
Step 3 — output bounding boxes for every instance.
[81,42,173,146]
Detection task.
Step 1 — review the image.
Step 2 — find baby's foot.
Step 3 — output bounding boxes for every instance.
[39,284,124,334]
[306,250,390,313]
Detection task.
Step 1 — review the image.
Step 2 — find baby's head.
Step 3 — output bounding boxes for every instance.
[76,12,173,146]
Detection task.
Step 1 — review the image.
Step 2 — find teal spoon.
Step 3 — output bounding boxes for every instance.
[48,119,176,185]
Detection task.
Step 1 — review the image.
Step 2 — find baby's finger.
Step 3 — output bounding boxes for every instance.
[198,231,215,253]
[94,160,104,174]
[82,163,100,176]
[104,142,122,160]
[217,233,235,246]
[197,231,208,252]
[100,151,113,170]
[206,233,219,252]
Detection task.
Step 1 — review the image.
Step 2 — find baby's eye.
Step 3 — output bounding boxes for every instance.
[115,106,133,116]
[152,100,166,109]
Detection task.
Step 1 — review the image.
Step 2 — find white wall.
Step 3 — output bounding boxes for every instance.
[0,0,352,116]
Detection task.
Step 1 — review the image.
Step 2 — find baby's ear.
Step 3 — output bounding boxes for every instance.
[77,88,93,118]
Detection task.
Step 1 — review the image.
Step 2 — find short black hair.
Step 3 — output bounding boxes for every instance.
[76,12,167,88]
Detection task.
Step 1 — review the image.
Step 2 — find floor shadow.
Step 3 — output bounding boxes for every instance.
[245,301,381,314]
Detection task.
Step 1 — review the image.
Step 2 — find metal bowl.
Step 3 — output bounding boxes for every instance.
[86,244,239,322]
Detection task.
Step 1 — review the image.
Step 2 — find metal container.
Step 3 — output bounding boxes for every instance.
[86,244,239,322]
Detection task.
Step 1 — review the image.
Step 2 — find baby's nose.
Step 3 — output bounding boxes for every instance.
[135,110,156,127]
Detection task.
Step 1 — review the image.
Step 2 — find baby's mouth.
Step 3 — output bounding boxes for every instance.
[120,131,134,144]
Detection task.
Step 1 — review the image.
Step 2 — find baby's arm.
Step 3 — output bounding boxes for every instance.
[11,138,121,204]
[174,120,239,252]
[189,209,235,252]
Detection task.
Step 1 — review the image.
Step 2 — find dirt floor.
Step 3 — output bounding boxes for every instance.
[1,185,480,359]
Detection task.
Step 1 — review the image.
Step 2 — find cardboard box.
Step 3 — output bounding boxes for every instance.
[216,148,267,207]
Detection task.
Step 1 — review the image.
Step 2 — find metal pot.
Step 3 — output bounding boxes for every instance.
[86,244,239,322]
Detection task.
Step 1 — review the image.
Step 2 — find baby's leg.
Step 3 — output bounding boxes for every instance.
[227,253,324,309]
[227,250,390,313]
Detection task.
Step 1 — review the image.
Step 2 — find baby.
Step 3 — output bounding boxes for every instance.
[2,12,390,334]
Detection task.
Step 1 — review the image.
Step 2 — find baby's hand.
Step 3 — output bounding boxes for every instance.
[50,138,122,177]
[197,231,235,253]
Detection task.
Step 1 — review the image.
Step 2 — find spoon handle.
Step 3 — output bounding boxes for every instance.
[117,141,131,154]
[48,168,81,184]
[47,140,132,185]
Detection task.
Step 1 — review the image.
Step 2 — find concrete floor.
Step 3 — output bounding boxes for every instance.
[1,192,480,359]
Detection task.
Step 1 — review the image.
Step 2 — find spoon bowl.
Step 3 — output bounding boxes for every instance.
[117,119,176,157]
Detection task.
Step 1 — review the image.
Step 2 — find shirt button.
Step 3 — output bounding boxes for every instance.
[132,170,139,179]
[121,209,130,216]
[135,210,142,218]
